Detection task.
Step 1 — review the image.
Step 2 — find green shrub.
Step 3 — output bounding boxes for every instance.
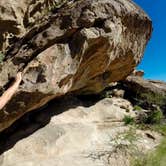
[132,138,166,166]
[123,115,135,125]
[138,92,166,108]
[145,108,164,124]
[133,105,142,111]
[151,124,166,136]
[111,127,138,150]
[101,91,112,98]
[47,0,69,12]
[123,127,138,143]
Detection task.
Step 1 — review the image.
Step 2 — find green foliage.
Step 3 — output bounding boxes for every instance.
[135,106,164,125]
[130,112,166,166]
[111,126,139,151]
[133,105,142,111]
[122,127,138,143]
[101,91,112,98]
[0,52,4,63]
[123,115,135,125]
[138,92,166,107]
[132,138,166,166]
[136,123,166,137]
[151,124,166,136]
[144,108,164,124]
[47,0,69,12]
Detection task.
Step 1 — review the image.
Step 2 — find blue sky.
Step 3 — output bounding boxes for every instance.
[133,0,166,81]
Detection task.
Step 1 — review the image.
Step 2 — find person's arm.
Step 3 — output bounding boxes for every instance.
[0,72,22,110]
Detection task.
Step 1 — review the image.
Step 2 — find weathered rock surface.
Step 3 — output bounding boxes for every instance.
[0,0,71,51]
[0,0,28,51]
[0,0,152,132]
[123,76,166,111]
[0,97,162,166]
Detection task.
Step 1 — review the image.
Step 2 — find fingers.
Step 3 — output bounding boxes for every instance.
[15,72,22,83]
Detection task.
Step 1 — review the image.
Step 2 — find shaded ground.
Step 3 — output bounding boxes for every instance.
[0,94,100,154]
[0,95,162,166]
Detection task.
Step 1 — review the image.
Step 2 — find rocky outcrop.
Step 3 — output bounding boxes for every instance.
[0,96,162,166]
[123,76,166,111]
[131,69,144,77]
[0,0,152,132]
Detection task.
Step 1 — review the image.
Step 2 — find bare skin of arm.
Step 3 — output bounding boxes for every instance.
[0,72,22,110]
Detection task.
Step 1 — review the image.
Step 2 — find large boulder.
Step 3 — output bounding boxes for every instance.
[0,0,152,131]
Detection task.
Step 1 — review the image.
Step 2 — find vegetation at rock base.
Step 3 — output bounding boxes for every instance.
[136,92,166,109]
[100,90,113,98]
[151,124,166,136]
[117,120,166,166]
[111,127,139,150]
[133,105,142,111]
[121,101,166,166]
[137,108,164,125]
[130,112,166,165]
[122,127,138,144]
[137,123,166,137]
[123,115,135,125]
[132,137,166,166]
[145,108,164,124]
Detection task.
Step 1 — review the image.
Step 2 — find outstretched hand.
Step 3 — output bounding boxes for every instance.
[0,72,23,110]
[15,72,22,84]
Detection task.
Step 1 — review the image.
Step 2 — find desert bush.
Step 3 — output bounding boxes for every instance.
[137,107,164,125]
[133,105,142,111]
[123,115,135,125]
[151,124,166,136]
[45,0,69,12]
[138,92,166,108]
[101,91,112,98]
[145,108,164,124]
[132,138,166,166]
[123,127,138,143]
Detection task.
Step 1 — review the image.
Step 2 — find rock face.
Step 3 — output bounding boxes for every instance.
[0,0,69,51]
[123,76,166,111]
[0,0,152,132]
[0,96,162,166]
[0,0,28,51]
